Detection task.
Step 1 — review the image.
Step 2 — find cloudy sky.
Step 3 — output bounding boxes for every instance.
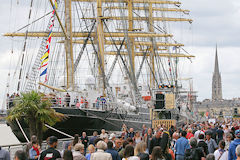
[0,0,240,109]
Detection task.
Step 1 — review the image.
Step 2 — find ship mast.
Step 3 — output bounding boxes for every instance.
[4,0,195,100]
[64,0,75,90]
[96,0,106,95]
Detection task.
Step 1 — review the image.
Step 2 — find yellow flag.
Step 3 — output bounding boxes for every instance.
[54,0,58,9]
[40,50,49,60]
[41,58,49,66]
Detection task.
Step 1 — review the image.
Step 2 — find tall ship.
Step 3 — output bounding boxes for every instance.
[3,0,195,142]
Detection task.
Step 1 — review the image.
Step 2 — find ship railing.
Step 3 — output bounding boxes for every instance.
[6,96,114,111]
[6,96,136,113]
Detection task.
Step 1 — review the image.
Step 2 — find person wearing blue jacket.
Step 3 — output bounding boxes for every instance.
[175,130,190,160]
[105,141,121,160]
[228,129,240,160]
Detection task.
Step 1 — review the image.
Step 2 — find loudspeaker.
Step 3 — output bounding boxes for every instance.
[234,108,238,115]
[155,93,165,109]
[158,111,171,119]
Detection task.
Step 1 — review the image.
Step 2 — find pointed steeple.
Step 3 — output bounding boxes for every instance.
[214,44,220,74]
[212,44,222,101]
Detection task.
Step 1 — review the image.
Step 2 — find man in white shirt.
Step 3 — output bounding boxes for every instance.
[100,129,108,139]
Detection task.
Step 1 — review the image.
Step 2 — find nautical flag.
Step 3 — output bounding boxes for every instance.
[40,49,49,60]
[54,0,58,9]
[40,68,47,76]
[39,63,48,69]
[41,57,48,66]
[40,0,57,81]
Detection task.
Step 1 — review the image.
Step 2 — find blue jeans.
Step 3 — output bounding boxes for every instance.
[176,155,185,160]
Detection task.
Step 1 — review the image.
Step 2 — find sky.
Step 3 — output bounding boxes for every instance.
[0,0,240,110]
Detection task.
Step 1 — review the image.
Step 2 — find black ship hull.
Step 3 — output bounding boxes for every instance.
[8,107,151,142]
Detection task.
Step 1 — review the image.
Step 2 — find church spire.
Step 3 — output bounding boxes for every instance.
[212,44,222,101]
[214,44,220,74]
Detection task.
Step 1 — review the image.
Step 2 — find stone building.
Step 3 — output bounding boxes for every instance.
[194,46,239,118]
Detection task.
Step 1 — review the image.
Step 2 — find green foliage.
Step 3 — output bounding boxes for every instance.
[7,90,64,143]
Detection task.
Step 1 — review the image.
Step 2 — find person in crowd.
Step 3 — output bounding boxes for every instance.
[185,137,205,160]
[72,143,86,160]
[89,131,98,145]
[143,128,153,153]
[169,125,175,139]
[206,154,215,160]
[197,133,209,156]
[171,132,179,154]
[106,141,121,160]
[84,98,88,108]
[134,131,142,145]
[186,128,194,140]
[103,137,109,144]
[29,141,40,160]
[100,129,108,139]
[114,139,122,152]
[128,128,135,139]
[194,128,205,140]
[224,125,230,139]
[85,145,95,160]
[80,97,85,108]
[214,140,228,160]
[91,141,112,160]
[149,130,162,154]
[80,132,88,155]
[205,131,218,154]
[121,127,128,140]
[236,145,240,160]
[0,146,10,160]
[74,96,79,107]
[65,93,71,107]
[225,133,232,150]
[100,96,106,110]
[122,144,139,160]
[25,135,37,158]
[109,133,116,142]
[63,141,72,154]
[63,150,73,160]
[39,136,61,160]
[94,138,103,146]
[175,130,190,160]
[72,134,80,147]
[160,132,173,160]
[128,138,134,146]
[14,150,27,160]
[151,146,165,160]
[134,142,149,160]
[230,127,236,140]
[119,140,129,159]
[216,126,224,144]
[210,124,217,141]
[142,125,148,137]
[96,97,100,109]
[228,129,240,160]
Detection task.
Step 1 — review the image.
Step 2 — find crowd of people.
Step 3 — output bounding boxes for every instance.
[3,121,240,160]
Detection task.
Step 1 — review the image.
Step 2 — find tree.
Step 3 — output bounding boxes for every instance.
[7,91,64,145]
